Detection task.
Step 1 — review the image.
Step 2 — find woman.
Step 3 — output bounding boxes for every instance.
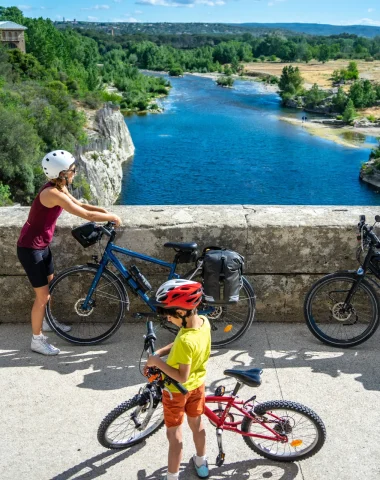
[17,150,122,356]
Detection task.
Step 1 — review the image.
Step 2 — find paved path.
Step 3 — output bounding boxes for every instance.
[1,322,380,480]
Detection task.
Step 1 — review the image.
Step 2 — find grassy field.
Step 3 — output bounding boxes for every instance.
[243,59,380,89]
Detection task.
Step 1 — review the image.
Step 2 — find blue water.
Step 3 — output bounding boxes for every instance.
[121,74,380,205]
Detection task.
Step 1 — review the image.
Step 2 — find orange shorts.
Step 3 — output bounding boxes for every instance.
[162,384,205,428]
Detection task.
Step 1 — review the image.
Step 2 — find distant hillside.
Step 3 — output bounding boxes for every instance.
[56,21,380,38]
[56,21,292,37]
[240,23,380,38]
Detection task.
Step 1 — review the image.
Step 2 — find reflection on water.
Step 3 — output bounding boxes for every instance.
[340,131,372,145]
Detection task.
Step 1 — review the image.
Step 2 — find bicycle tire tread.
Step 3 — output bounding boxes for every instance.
[241,400,326,462]
[97,394,164,450]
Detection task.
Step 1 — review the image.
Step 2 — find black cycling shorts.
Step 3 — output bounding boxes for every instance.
[17,246,54,288]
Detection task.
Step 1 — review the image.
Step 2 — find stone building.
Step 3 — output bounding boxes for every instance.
[0,21,27,53]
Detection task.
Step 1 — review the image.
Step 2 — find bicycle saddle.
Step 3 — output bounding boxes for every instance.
[224,368,263,387]
[164,242,198,252]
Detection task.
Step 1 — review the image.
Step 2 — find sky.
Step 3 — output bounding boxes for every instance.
[2,0,380,26]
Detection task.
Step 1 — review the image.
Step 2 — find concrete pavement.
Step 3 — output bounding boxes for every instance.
[1,322,380,480]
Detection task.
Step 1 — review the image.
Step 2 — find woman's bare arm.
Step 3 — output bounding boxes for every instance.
[63,187,108,213]
[40,188,121,225]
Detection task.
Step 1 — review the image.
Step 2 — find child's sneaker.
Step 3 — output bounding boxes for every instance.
[31,335,60,355]
[43,317,71,333]
[192,456,209,479]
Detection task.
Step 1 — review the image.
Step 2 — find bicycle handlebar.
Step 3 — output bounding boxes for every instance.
[358,215,380,248]
[144,321,188,395]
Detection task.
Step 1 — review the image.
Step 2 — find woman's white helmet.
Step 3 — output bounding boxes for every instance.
[41,150,75,180]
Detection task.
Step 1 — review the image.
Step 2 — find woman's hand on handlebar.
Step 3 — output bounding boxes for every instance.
[109,214,122,227]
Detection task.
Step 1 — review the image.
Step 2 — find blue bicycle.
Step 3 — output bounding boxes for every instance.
[46,222,255,347]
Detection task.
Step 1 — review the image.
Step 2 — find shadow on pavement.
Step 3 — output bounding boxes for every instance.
[51,443,144,480]
[137,457,299,480]
[1,322,379,392]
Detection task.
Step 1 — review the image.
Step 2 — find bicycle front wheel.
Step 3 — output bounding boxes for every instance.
[185,270,256,347]
[304,272,380,348]
[46,265,128,345]
[97,391,164,449]
[242,400,326,462]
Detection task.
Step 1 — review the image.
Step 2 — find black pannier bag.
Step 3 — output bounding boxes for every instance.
[71,222,102,248]
[202,247,244,304]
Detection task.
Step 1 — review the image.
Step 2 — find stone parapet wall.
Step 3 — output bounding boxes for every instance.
[1,205,377,323]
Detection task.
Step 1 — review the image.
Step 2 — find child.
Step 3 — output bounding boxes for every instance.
[146,279,211,480]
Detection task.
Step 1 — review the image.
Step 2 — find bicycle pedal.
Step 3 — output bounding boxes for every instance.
[216,453,225,467]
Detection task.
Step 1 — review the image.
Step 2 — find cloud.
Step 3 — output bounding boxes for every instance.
[135,0,225,6]
[135,9,143,13]
[88,16,99,20]
[368,8,375,13]
[268,0,285,6]
[17,4,32,9]
[81,4,110,10]
[340,17,380,27]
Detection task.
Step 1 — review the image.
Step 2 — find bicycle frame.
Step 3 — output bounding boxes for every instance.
[82,240,180,311]
[343,244,380,306]
[204,395,287,443]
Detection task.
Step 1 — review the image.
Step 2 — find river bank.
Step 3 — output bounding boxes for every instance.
[280,117,379,149]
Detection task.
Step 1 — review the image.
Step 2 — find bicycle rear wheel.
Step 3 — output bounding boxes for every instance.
[184,269,256,347]
[242,400,326,462]
[304,272,380,348]
[97,389,164,449]
[46,265,128,345]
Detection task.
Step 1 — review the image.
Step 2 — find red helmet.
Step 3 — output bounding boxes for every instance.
[154,279,203,310]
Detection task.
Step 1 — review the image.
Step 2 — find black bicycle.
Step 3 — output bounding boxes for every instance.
[304,215,380,348]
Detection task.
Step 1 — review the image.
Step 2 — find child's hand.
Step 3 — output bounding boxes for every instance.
[146,354,159,367]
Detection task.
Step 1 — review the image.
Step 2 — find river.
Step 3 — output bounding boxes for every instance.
[120,74,379,205]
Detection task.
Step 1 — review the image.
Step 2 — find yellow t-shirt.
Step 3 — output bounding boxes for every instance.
[166,316,211,393]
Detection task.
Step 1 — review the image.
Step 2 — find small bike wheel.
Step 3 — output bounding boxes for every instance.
[184,269,256,347]
[242,400,326,462]
[97,391,164,449]
[304,272,380,348]
[46,265,128,345]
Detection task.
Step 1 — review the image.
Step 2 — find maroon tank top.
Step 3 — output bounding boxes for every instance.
[17,182,64,249]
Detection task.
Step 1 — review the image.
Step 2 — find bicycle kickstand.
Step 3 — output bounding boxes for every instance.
[215,428,225,467]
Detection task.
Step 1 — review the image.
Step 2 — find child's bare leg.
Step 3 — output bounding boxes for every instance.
[187,415,206,456]
[167,425,183,474]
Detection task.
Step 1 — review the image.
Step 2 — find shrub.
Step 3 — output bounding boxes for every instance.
[216,76,234,87]
[0,182,12,206]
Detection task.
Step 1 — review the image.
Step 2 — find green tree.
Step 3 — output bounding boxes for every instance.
[0,106,42,203]
[304,84,328,108]
[342,99,357,123]
[169,65,183,76]
[349,81,364,108]
[278,65,304,102]
[347,61,359,80]
[332,87,348,113]
[317,44,330,63]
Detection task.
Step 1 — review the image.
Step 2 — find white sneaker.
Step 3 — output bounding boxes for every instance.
[43,317,72,333]
[31,335,60,356]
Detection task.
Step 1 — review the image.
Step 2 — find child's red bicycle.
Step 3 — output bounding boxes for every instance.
[97,319,326,465]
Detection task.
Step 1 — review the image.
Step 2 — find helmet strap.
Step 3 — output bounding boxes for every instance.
[179,314,188,328]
